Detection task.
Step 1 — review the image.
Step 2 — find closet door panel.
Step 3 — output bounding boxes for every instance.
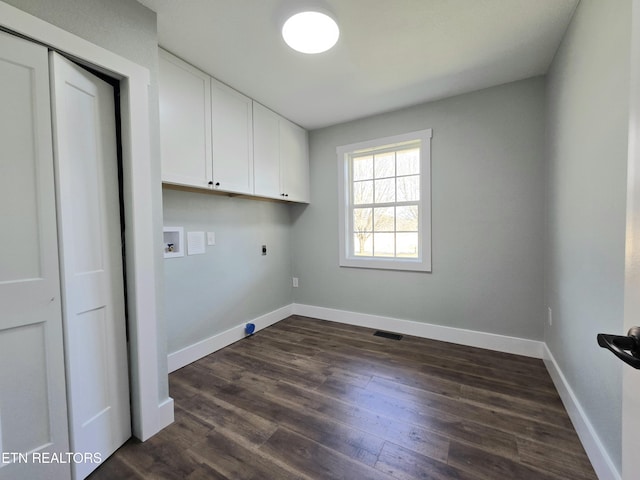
[0,30,71,480]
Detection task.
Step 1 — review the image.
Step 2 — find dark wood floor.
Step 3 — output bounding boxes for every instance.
[89,315,597,480]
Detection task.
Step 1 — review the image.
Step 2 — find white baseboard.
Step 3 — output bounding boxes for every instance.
[543,345,620,480]
[167,303,543,373]
[136,397,174,441]
[167,305,293,373]
[292,303,544,358]
[156,397,175,434]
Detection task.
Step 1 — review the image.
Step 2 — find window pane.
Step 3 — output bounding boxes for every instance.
[396,205,418,231]
[397,148,420,176]
[353,155,373,181]
[353,233,373,256]
[373,232,395,257]
[373,207,394,232]
[374,178,395,203]
[374,152,395,178]
[353,180,373,205]
[397,175,419,202]
[353,208,373,233]
[396,232,419,258]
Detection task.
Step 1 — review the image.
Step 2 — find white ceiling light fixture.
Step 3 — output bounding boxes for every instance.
[282,11,340,54]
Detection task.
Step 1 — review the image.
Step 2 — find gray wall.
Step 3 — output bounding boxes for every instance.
[162,189,293,353]
[3,0,170,398]
[545,0,631,471]
[291,77,546,341]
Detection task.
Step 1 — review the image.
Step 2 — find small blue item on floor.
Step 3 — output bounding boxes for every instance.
[245,323,255,335]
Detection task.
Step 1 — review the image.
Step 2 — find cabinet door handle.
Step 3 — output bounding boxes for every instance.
[215,182,220,187]
[208,181,213,186]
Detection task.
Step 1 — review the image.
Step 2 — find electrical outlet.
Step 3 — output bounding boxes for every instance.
[547,306,553,326]
[293,277,299,288]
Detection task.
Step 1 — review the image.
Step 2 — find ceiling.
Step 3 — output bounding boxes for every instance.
[137,0,579,130]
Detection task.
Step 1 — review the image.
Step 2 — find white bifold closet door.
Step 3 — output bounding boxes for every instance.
[0,30,71,480]
[49,52,131,479]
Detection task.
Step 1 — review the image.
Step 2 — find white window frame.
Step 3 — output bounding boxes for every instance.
[337,129,432,272]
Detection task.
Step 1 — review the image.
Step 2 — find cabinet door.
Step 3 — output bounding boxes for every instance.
[280,118,310,203]
[159,49,212,188]
[211,78,254,194]
[253,102,282,199]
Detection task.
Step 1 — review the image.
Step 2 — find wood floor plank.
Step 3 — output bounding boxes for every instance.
[364,374,580,452]
[285,316,556,395]
[288,315,548,373]
[188,429,307,480]
[188,369,390,467]
[183,462,234,480]
[216,348,328,389]
[459,383,567,422]
[89,316,597,480]
[367,376,574,430]
[375,441,483,480]
[272,377,511,460]
[318,382,517,458]
[153,403,213,449]
[313,348,464,398]
[179,392,278,447]
[220,365,451,466]
[516,437,598,480]
[230,336,335,377]
[258,325,341,351]
[447,441,561,480]
[170,362,230,394]
[99,405,211,479]
[109,435,201,480]
[241,333,323,358]
[383,347,556,393]
[167,373,199,403]
[325,342,564,406]
[260,427,396,480]
[89,451,142,480]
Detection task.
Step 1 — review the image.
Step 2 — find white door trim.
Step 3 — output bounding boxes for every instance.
[0,1,173,441]
[623,2,640,479]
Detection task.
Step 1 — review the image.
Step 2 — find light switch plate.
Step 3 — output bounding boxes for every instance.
[207,232,216,246]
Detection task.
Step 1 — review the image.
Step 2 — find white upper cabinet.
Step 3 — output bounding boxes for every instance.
[159,49,212,188]
[159,49,309,202]
[253,102,310,203]
[159,49,253,195]
[253,102,283,199]
[210,78,253,194]
[280,116,310,203]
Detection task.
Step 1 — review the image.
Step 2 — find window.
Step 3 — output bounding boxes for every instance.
[337,129,432,272]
